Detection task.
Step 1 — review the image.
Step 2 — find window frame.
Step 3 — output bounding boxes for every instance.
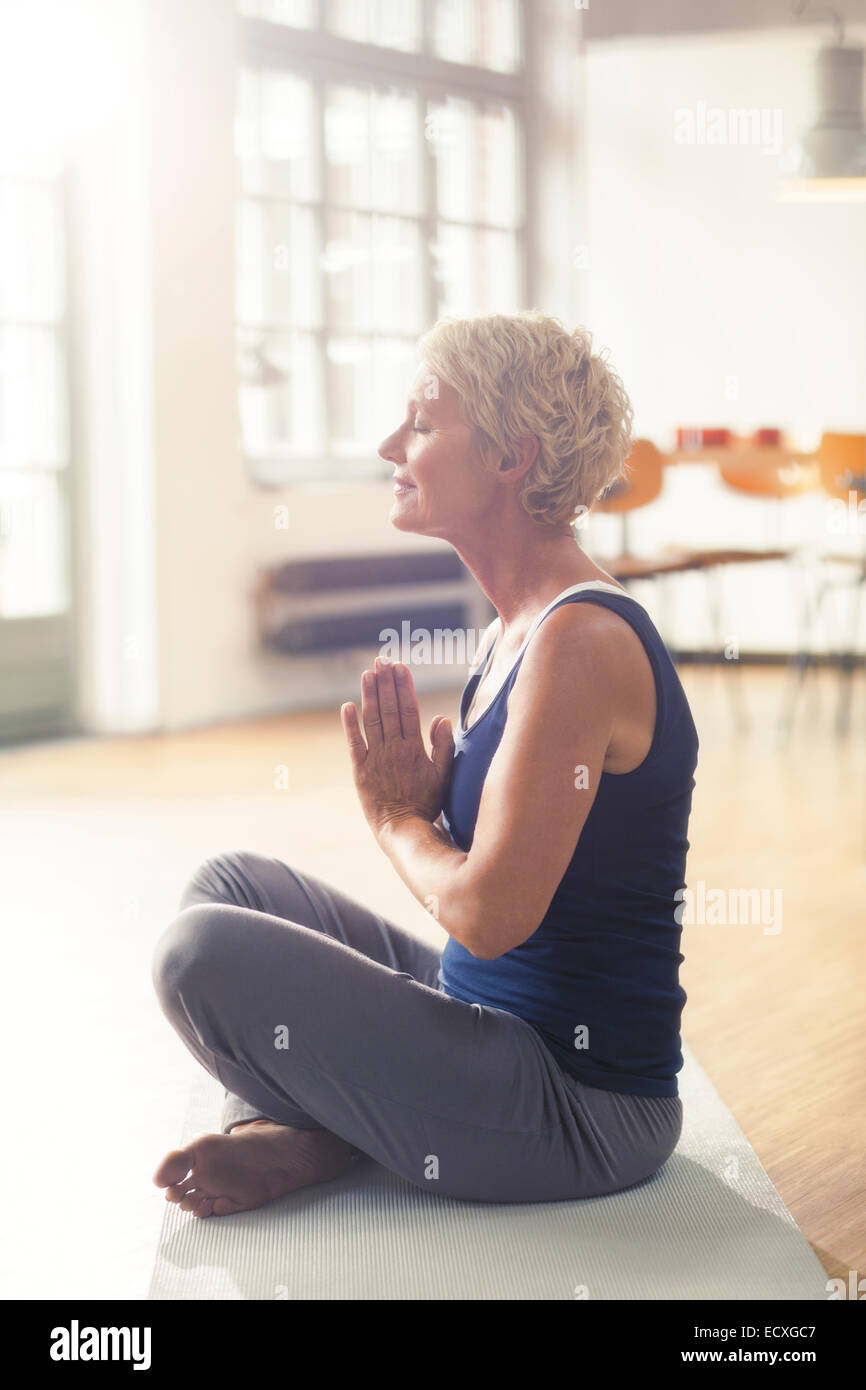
[237,0,530,485]
[0,165,76,740]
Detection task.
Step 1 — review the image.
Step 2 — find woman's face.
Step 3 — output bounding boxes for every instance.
[378,362,494,541]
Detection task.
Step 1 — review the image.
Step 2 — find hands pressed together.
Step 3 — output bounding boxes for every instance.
[341,657,455,843]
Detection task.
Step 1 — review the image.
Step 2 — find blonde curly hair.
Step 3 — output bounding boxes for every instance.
[417,310,634,526]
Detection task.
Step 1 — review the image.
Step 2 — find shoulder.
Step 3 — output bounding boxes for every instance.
[530,595,644,665]
[512,596,651,709]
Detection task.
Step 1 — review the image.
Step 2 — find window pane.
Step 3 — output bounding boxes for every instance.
[325,211,422,334]
[0,173,68,620]
[0,180,64,323]
[238,330,324,463]
[325,87,370,206]
[326,85,420,214]
[234,24,526,483]
[328,336,418,462]
[432,0,474,66]
[430,97,518,227]
[432,0,521,73]
[0,327,66,469]
[433,224,520,315]
[327,0,422,51]
[371,90,420,212]
[236,70,319,200]
[0,469,66,617]
[238,0,316,25]
[476,103,519,226]
[237,199,321,328]
[428,98,473,222]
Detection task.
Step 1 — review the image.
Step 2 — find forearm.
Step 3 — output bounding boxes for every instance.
[376,813,481,953]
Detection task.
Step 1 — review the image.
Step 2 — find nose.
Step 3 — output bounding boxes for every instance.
[378,426,405,465]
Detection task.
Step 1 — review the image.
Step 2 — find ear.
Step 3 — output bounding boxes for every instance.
[497,434,539,483]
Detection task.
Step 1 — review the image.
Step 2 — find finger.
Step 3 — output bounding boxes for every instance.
[393,662,423,741]
[360,670,383,746]
[430,716,455,775]
[373,658,402,739]
[375,658,408,739]
[341,702,367,762]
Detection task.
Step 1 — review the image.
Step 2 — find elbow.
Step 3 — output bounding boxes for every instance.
[447,871,540,960]
[447,907,493,958]
[450,887,500,959]
[450,905,501,960]
[457,904,538,961]
[461,931,501,961]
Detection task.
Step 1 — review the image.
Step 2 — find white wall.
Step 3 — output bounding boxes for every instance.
[70,0,158,735]
[76,0,582,733]
[581,27,866,653]
[583,26,866,444]
[146,0,485,732]
[75,11,865,735]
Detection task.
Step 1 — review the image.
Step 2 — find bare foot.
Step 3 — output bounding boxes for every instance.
[153,1120,356,1218]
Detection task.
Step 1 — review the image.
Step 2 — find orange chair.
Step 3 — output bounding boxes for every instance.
[789,434,866,733]
[818,432,866,501]
[715,453,822,736]
[596,441,793,730]
[594,439,665,557]
[594,441,694,667]
[689,458,813,731]
[718,454,820,502]
[598,441,798,579]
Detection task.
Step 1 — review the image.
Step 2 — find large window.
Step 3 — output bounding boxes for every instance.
[236,0,526,484]
[0,154,73,743]
[0,166,68,619]
[239,1,521,71]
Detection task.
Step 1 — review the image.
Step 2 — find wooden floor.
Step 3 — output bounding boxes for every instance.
[1,665,863,1293]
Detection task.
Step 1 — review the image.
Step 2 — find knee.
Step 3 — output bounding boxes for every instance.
[151,903,235,1007]
[178,848,275,911]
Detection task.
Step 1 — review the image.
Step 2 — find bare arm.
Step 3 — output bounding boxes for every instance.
[375,603,649,958]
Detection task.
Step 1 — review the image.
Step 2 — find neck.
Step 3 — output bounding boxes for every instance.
[450,521,614,636]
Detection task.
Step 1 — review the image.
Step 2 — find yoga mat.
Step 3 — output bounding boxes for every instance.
[148,1043,829,1300]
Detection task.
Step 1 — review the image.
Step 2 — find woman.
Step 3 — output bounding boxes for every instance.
[152,311,698,1217]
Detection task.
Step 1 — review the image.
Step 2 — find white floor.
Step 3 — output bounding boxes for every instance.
[150,1051,830,1301]
[0,782,444,1300]
[2,670,859,1299]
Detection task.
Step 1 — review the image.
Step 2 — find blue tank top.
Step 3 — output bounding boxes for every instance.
[439,582,698,1097]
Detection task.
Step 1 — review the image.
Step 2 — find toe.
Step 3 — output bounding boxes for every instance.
[165,1176,197,1203]
[153,1145,195,1188]
[212,1196,245,1218]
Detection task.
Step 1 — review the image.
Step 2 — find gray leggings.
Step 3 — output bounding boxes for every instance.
[152,850,683,1204]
